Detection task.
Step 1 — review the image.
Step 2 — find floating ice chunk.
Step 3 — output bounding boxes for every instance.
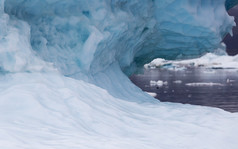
[186,82,224,86]
[144,58,166,69]
[156,80,164,87]
[150,80,167,87]
[227,79,236,83]
[145,92,157,97]
[146,51,238,70]
[173,80,182,84]
[203,70,215,74]
[150,80,157,86]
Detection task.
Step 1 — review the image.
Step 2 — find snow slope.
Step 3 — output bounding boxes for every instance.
[1,73,238,149]
[0,0,238,148]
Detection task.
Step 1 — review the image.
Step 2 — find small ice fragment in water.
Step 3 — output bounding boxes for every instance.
[157,80,164,87]
[163,81,168,85]
[150,80,167,87]
[173,80,182,84]
[145,92,157,97]
[185,82,224,86]
[150,80,157,86]
[227,79,236,83]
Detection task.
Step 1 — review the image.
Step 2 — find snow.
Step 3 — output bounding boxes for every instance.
[145,58,166,69]
[0,0,238,149]
[145,52,238,70]
[1,73,238,149]
[155,80,163,87]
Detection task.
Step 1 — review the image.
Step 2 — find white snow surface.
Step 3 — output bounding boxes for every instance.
[1,73,238,149]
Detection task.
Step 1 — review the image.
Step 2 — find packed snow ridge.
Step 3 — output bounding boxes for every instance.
[1,0,238,149]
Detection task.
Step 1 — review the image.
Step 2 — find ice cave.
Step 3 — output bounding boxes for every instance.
[0,0,238,148]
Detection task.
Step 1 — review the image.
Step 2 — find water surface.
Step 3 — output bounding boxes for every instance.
[130,68,238,112]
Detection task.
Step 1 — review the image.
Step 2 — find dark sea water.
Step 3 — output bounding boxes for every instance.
[130,68,238,112]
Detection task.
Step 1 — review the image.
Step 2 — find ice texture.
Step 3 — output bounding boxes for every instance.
[226,0,238,10]
[145,51,238,70]
[0,0,238,149]
[3,0,235,76]
[0,3,54,73]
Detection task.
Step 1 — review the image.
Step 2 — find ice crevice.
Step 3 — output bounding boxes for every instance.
[0,0,238,148]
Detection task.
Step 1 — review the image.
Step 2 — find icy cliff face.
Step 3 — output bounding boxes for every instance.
[3,0,234,77]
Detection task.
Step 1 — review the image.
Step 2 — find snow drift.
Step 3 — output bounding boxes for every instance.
[1,0,238,148]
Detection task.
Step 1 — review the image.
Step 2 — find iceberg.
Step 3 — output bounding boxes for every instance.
[0,0,238,148]
[3,0,235,76]
[145,51,238,70]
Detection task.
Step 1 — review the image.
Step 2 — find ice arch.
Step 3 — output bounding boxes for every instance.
[4,0,234,74]
[1,0,235,99]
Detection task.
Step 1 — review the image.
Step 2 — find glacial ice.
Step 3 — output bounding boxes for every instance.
[3,0,235,76]
[150,80,168,87]
[226,0,238,10]
[145,50,238,70]
[0,0,238,149]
